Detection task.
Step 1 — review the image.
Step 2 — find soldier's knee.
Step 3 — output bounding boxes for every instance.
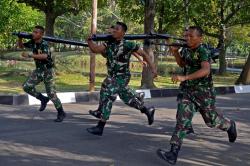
[23,84,31,93]
[47,92,57,100]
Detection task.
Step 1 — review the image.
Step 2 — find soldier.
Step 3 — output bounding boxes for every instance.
[179,29,195,135]
[157,26,237,165]
[86,21,157,136]
[89,25,146,119]
[17,25,66,122]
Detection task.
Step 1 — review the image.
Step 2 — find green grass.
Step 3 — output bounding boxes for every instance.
[0,51,241,94]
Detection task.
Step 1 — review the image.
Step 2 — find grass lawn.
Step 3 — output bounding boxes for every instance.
[0,51,241,94]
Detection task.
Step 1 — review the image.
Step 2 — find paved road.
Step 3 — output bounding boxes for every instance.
[0,93,249,166]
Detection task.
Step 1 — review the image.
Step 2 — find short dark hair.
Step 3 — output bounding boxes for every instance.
[116,21,127,32]
[110,25,115,29]
[188,26,203,36]
[34,25,45,33]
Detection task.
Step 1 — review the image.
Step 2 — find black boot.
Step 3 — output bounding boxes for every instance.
[89,110,102,119]
[141,106,155,125]
[86,120,106,136]
[137,92,145,102]
[36,93,49,112]
[54,107,66,122]
[157,144,181,165]
[227,120,237,143]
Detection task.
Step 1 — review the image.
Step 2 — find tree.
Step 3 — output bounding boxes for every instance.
[89,0,97,91]
[141,0,156,88]
[235,53,250,84]
[0,0,43,49]
[190,0,250,74]
[17,0,88,36]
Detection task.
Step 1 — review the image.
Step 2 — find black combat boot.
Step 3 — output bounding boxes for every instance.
[227,120,237,143]
[137,92,145,102]
[54,107,66,122]
[89,109,102,119]
[36,93,50,112]
[140,106,155,125]
[86,120,106,136]
[157,144,181,165]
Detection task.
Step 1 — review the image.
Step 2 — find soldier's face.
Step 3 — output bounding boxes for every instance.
[112,25,125,39]
[186,29,202,48]
[32,28,43,40]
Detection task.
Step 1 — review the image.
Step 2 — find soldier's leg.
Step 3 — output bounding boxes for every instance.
[23,70,42,98]
[118,83,155,125]
[44,69,65,122]
[157,97,196,165]
[198,92,237,142]
[89,100,103,119]
[177,93,195,135]
[23,70,49,111]
[87,77,119,136]
[99,77,119,120]
[157,97,197,164]
[170,98,197,146]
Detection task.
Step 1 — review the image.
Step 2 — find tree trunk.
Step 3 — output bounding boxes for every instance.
[154,2,164,71]
[218,24,227,75]
[45,13,56,36]
[235,53,250,85]
[89,0,97,91]
[141,0,156,89]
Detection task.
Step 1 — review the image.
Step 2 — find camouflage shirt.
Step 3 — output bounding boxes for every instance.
[24,39,54,69]
[180,44,213,88]
[104,39,139,77]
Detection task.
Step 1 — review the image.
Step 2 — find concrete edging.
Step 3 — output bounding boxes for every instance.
[0,85,244,106]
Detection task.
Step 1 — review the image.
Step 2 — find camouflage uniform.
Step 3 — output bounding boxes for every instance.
[23,40,62,110]
[170,44,231,146]
[99,40,145,120]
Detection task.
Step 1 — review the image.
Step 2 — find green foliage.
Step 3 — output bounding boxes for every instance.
[0,0,44,49]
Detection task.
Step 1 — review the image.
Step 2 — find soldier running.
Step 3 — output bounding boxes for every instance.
[86,22,157,136]
[157,26,237,165]
[17,25,66,122]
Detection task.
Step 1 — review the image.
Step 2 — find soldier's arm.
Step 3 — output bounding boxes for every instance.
[170,46,185,67]
[132,52,147,66]
[185,61,210,80]
[32,53,48,60]
[135,48,157,78]
[21,52,48,60]
[87,35,106,54]
[172,61,210,83]
[32,44,49,60]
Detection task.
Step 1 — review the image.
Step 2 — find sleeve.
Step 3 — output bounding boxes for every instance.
[101,41,109,58]
[128,42,139,52]
[179,48,187,61]
[23,40,33,48]
[41,42,51,61]
[199,47,209,62]
[103,41,108,48]
[41,42,50,55]
[179,48,185,58]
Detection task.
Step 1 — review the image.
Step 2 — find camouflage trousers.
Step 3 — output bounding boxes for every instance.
[99,75,144,120]
[170,85,231,146]
[23,68,62,109]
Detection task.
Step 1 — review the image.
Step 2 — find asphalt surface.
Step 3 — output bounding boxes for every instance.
[0,93,249,166]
